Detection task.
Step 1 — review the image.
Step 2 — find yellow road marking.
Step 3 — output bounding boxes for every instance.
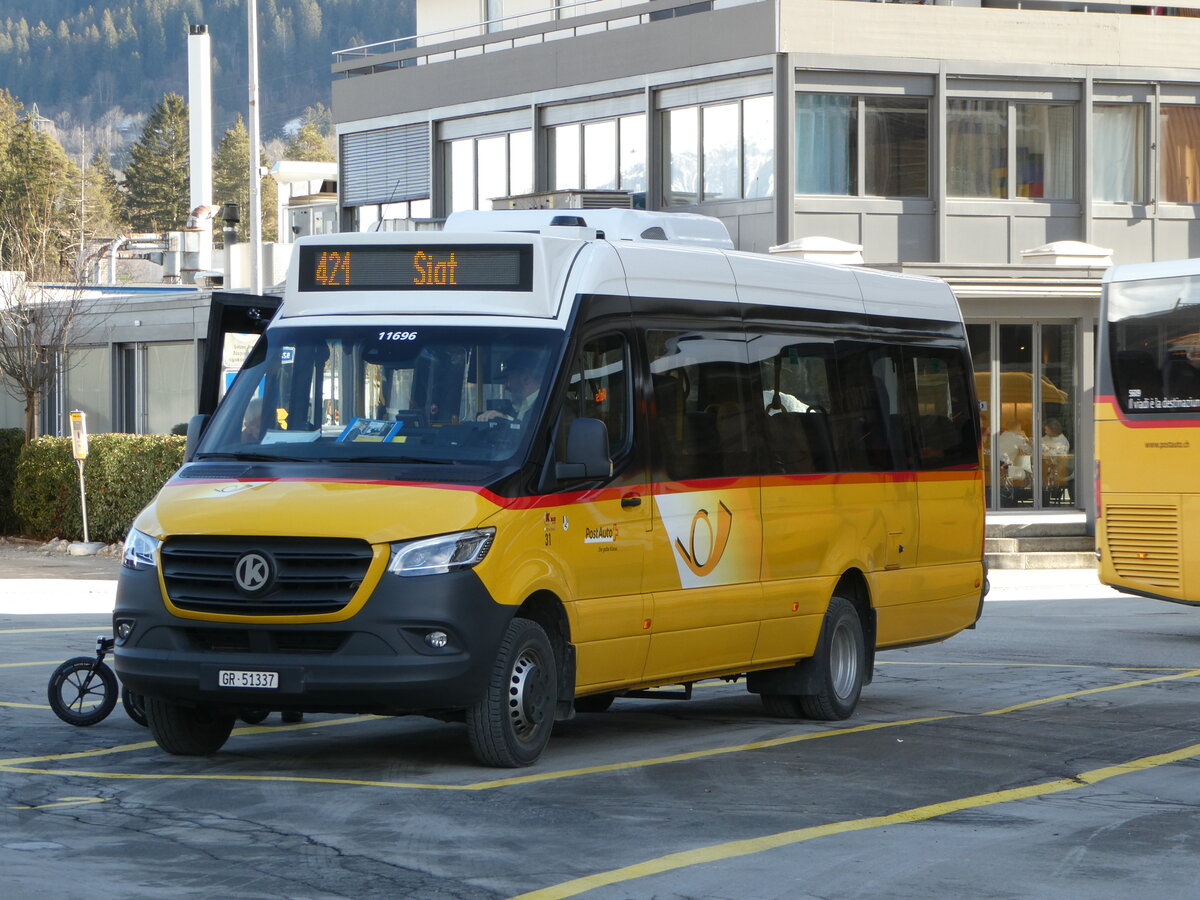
[0,714,378,766]
[508,740,1200,900]
[2,669,1195,790]
[0,660,62,668]
[0,627,110,635]
[0,701,50,710]
[9,796,110,810]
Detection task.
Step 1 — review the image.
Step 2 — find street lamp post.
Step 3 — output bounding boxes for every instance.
[247,0,263,295]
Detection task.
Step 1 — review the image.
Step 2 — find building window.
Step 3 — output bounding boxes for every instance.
[795,95,928,198]
[446,130,533,212]
[1160,105,1200,203]
[665,97,774,206]
[551,113,646,194]
[947,99,1074,200]
[1094,104,1146,203]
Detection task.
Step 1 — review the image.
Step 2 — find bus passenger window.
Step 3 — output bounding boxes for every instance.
[903,348,978,469]
[647,330,757,480]
[759,340,836,475]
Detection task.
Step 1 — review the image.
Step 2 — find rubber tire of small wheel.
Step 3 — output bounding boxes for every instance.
[239,709,271,725]
[121,686,148,727]
[48,658,118,726]
[466,617,558,768]
[761,594,865,721]
[145,696,236,756]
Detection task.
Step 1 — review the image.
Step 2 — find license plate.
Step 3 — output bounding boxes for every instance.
[218,670,278,689]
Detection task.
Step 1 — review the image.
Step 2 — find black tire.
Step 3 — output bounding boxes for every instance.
[798,595,866,720]
[239,709,271,725]
[574,692,616,713]
[47,657,118,726]
[466,618,558,768]
[121,686,148,727]
[760,693,805,718]
[280,710,304,724]
[145,696,235,756]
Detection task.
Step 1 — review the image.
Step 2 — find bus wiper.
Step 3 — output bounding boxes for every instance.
[195,451,311,462]
[329,454,453,465]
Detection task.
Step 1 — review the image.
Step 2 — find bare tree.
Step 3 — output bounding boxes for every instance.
[0,199,94,441]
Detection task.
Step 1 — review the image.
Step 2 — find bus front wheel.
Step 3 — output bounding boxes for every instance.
[145,697,236,756]
[466,617,558,768]
[762,594,865,721]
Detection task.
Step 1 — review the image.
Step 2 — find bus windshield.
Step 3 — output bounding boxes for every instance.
[1107,273,1200,414]
[196,325,563,465]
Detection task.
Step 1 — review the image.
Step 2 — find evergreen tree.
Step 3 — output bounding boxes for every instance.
[84,147,128,240]
[0,112,81,276]
[123,92,190,233]
[283,120,334,163]
[213,114,278,243]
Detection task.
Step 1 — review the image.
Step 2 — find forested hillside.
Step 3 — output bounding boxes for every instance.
[0,0,414,146]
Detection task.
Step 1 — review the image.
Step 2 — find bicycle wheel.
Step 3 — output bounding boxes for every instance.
[122,685,149,727]
[47,657,118,726]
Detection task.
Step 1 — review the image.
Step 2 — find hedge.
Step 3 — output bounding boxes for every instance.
[0,428,24,535]
[14,433,186,543]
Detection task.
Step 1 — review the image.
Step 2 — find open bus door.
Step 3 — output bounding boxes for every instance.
[187,291,281,459]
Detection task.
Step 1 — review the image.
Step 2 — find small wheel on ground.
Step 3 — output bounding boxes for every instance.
[145,696,235,755]
[466,617,558,768]
[280,710,304,724]
[47,657,118,726]
[121,685,148,727]
[573,692,616,714]
[239,709,271,725]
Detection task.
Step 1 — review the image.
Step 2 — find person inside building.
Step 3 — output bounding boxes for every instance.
[998,419,1033,492]
[1041,418,1070,455]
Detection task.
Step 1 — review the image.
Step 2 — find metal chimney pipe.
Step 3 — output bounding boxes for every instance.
[187,24,214,275]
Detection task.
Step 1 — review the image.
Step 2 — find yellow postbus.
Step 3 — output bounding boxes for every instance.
[1097,259,1200,606]
[114,209,986,767]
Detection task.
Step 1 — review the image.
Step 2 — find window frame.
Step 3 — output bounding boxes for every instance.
[663,95,775,207]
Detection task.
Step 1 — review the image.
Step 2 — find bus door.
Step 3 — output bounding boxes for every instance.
[198,291,282,415]
[903,344,985,617]
[641,327,764,683]
[553,329,653,689]
[830,341,920,637]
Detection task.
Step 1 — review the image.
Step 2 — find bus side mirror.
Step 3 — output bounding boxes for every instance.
[555,417,612,481]
[184,414,210,462]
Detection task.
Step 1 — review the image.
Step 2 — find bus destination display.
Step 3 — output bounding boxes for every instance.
[298,245,533,292]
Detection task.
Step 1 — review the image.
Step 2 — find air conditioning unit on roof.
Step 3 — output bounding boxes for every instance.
[494,190,634,210]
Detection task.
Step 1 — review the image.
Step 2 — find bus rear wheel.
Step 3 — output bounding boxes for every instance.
[466,617,558,768]
[145,696,236,756]
[762,594,865,721]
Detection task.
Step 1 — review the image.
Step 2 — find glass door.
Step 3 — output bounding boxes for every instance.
[968,321,1078,510]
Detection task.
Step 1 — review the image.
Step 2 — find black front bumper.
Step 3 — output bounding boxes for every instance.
[112,564,514,714]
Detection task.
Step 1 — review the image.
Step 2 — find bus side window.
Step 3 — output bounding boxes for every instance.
[759,340,836,475]
[647,330,758,480]
[563,334,631,460]
[831,341,894,472]
[903,347,978,469]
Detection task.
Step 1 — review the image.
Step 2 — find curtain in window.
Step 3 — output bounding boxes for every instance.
[948,100,1005,198]
[1017,104,1074,200]
[1161,106,1200,203]
[1093,105,1143,203]
[795,95,853,195]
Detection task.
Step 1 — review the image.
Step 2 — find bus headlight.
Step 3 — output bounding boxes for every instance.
[122,528,161,570]
[387,528,495,577]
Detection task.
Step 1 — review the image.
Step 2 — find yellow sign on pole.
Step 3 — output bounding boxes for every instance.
[69,410,89,460]
[69,410,91,544]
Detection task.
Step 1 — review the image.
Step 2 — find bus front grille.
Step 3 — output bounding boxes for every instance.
[1105,505,1181,588]
[161,536,374,616]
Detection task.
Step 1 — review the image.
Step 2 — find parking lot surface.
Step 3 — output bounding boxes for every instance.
[2,556,1199,899]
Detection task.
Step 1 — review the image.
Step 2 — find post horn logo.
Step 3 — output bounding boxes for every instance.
[674,501,733,576]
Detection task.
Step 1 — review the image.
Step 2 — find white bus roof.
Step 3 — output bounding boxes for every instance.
[1104,258,1200,284]
[279,212,962,327]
